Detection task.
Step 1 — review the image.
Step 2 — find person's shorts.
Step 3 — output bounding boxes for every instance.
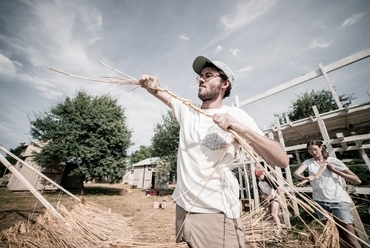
[175,205,245,248]
[315,201,353,224]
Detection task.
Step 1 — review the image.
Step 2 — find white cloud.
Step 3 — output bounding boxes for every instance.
[214,45,223,54]
[180,35,190,40]
[237,66,253,73]
[229,48,240,56]
[0,54,17,82]
[339,12,366,29]
[308,38,333,49]
[220,0,277,30]
[205,0,278,48]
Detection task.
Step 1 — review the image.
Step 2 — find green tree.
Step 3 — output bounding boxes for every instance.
[0,143,24,176]
[150,111,179,181]
[277,89,350,124]
[29,90,133,193]
[130,145,152,164]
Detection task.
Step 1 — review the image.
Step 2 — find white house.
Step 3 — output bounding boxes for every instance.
[127,157,169,190]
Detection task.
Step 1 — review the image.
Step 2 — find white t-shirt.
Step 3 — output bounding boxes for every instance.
[258,181,276,198]
[302,157,352,203]
[170,97,264,218]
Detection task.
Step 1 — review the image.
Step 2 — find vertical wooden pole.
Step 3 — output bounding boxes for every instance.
[274,116,293,228]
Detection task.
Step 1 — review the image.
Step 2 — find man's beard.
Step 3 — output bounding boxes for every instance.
[198,84,222,101]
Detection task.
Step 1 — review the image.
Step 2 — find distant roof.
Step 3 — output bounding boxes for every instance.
[20,142,43,157]
[132,157,161,167]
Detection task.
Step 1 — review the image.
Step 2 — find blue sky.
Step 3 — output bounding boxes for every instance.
[0,0,369,154]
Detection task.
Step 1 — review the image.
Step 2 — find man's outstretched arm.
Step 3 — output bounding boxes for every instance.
[139,74,173,107]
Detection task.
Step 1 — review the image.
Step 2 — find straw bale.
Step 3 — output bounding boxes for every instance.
[0,200,138,248]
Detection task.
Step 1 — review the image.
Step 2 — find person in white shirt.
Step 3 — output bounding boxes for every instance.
[139,56,289,248]
[293,139,361,248]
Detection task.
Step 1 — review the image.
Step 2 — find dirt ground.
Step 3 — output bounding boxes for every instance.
[0,183,177,245]
[1,183,369,247]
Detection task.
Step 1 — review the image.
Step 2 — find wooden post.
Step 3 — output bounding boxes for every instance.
[312,105,336,157]
[319,63,343,110]
[274,116,293,228]
[250,161,260,208]
[351,202,370,246]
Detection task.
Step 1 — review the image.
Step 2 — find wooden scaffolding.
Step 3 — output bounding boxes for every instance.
[234,48,370,245]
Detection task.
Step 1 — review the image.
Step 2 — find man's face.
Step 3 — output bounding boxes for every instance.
[197,67,223,101]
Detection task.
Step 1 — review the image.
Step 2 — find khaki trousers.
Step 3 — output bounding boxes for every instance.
[175,205,245,248]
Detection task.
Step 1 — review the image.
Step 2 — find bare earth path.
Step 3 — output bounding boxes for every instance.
[0,183,177,245]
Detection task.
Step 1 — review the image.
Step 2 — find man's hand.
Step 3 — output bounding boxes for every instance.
[212,113,240,132]
[139,74,159,92]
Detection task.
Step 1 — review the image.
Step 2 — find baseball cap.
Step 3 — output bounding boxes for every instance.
[192,56,235,86]
[255,169,264,178]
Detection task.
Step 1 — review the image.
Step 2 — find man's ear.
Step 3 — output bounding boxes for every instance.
[222,80,230,89]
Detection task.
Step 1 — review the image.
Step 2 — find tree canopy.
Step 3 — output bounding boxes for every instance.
[129,145,152,164]
[276,89,350,124]
[0,143,24,176]
[150,111,179,179]
[29,90,133,190]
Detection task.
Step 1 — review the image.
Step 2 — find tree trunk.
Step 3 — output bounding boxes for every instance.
[78,174,85,195]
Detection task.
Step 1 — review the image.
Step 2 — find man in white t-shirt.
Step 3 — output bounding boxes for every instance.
[139,56,289,248]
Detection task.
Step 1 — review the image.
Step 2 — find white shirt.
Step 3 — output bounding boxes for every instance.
[170,97,264,218]
[303,157,352,203]
[258,180,276,198]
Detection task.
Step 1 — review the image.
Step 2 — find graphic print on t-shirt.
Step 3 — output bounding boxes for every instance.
[201,125,232,151]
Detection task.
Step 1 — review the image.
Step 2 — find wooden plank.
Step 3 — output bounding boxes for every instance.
[336,133,348,149]
[291,187,370,195]
[351,203,370,245]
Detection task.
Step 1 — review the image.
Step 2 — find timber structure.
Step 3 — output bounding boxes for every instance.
[234,48,370,245]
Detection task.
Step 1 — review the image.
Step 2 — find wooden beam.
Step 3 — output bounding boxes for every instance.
[319,63,343,109]
[330,134,370,145]
[290,187,370,195]
[336,133,348,149]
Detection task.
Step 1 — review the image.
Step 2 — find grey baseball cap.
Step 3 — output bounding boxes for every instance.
[192,56,235,86]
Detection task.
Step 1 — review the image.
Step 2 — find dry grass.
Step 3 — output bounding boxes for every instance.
[0,183,183,247]
[0,183,358,248]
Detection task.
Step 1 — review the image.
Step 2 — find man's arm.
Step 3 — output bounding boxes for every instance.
[212,113,289,168]
[139,74,173,107]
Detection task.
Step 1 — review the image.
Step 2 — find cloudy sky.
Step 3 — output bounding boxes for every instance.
[0,0,369,154]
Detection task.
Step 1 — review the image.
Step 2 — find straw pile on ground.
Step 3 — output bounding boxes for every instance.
[0,199,189,248]
[241,205,340,248]
[1,200,338,248]
[0,200,137,248]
